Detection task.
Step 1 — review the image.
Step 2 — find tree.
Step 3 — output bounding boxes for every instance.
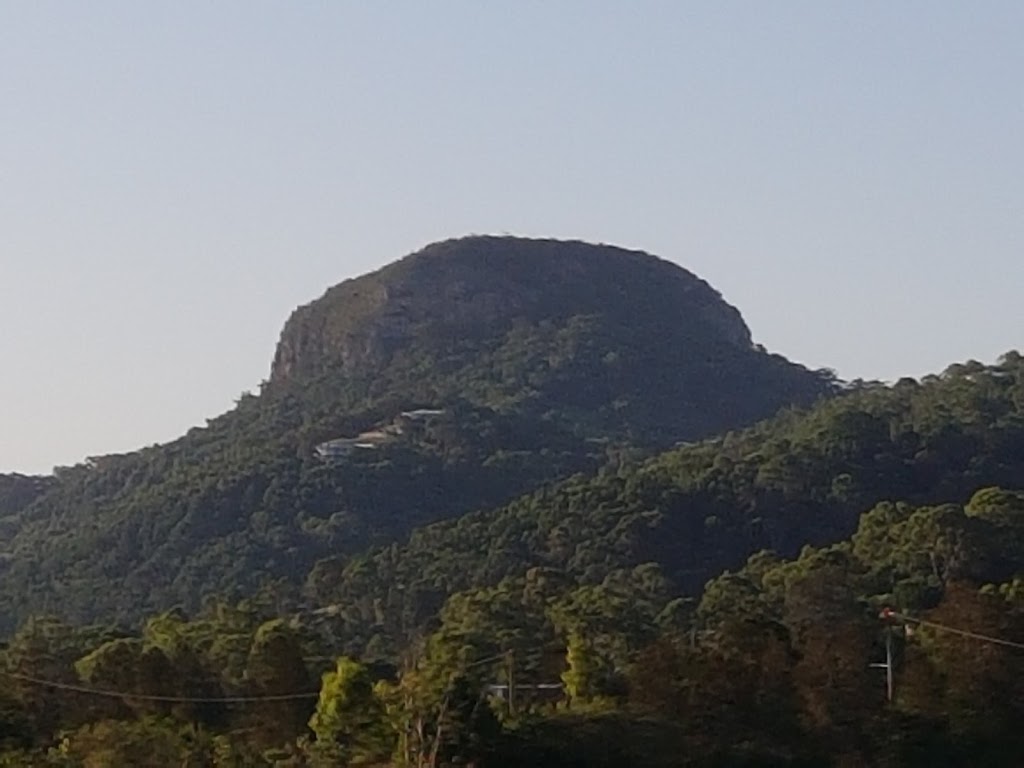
[244,619,314,749]
[50,717,207,768]
[903,584,1024,751]
[4,617,94,741]
[308,657,391,765]
[561,632,602,705]
[374,632,502,768]
[75,638,174,720]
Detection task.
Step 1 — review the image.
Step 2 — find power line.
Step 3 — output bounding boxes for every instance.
[0,670,320,703]
[872,607,1024,703]
[0,650,512,704]
[887,610,1024,652]
[10,607,1020,708]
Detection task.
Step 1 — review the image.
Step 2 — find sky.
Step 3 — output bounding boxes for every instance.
[1,2,1022,475]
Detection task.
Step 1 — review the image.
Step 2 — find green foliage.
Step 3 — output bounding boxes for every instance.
[243,619,313,748]
[5,484,1024,764]
[308,657,390,764]
[51,717,210,768]
[561,632,603,704]
[315,353,1024,655]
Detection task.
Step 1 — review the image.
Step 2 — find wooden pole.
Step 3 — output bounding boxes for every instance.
[885,627,894,702]
[506,651,515,716]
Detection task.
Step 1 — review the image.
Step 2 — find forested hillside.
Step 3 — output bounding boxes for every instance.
[2,366,1024,764]
[311,354,1024,655]
[0,237,832,631]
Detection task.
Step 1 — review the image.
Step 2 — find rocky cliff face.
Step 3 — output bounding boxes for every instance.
[271,236,753,384]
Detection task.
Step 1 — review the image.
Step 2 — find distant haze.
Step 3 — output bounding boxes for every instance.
[2,2,1022,474]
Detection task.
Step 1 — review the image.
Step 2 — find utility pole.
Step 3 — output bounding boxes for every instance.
[506,651,515,716]
[883,626,894,702]
[870,608,896,702]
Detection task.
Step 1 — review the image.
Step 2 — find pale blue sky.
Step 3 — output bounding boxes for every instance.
[2,2,1022,474]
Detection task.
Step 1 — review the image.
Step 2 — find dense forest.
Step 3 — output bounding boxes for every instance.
[1,238,1022,765]
[309,354,1024,658]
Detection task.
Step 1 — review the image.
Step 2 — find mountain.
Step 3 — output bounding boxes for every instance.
[0,236,833,631]
[269,236,828,442]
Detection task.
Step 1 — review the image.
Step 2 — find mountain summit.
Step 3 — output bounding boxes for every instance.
[269,236,829,443]
[272,236,752,383]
